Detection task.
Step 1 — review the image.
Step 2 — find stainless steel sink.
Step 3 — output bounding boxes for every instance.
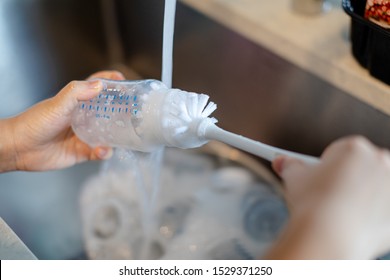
[1,0,390,259]
[0,0,106,260]
[119,0,390,156]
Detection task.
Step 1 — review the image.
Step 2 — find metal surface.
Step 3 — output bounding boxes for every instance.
[118,0,390,156]
[0,218,37,260]
[80,143,286,260]
[1,0,390,259]
[0,0,105,259]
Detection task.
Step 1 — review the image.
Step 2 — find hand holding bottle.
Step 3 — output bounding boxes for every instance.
[0,70,125,172]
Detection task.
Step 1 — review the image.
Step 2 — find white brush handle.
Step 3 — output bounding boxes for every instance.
[204,124,319,164]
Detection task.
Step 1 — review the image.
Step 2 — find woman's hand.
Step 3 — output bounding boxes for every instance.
[266,136,390,259]
[0,70,125,172]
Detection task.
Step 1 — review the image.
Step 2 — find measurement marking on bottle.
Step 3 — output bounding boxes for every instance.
[81,102,133,115]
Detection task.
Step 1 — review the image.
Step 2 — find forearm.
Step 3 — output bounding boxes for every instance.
[0,118,18,172]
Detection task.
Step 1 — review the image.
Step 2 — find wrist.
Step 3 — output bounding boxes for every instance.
[0,118,19,172]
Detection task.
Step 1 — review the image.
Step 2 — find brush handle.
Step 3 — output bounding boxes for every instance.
[204,124,319,164]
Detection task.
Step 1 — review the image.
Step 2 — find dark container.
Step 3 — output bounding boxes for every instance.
[343,0,390,85]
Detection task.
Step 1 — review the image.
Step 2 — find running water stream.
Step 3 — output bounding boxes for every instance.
[123,0,177,259]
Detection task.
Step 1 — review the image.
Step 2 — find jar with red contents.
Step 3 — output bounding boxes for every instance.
[365,0,390,28]
[343,0,390,85]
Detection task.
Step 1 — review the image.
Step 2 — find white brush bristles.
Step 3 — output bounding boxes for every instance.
[160,89,217,149]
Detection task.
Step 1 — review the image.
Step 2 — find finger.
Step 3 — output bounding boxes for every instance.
[273,155,306,178]
[273,156,315,206]
[72,142,113,164]
[92,146,113,160]
[87,70,125,81]
[52,80,103,117]
[76,80,104,101]
[272,156,286,176]
[321,136,373,160]
[273,156,309,181]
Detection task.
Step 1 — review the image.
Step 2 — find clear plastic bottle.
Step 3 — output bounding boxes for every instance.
[71,79,168,151]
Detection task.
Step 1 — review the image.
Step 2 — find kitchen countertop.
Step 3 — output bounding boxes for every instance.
[181,0,390,116]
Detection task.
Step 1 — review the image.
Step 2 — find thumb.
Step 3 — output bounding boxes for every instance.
[52,80,103,117]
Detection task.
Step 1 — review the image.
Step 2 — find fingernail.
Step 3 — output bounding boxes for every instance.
[111,71,125,80]
[88,80,103,91]
[272,156,286,176]
[97,147,112,159]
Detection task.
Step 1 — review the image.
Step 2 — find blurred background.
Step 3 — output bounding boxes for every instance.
[1,0,390,259]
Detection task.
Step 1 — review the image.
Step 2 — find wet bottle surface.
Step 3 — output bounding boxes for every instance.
[72,79,167,151]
